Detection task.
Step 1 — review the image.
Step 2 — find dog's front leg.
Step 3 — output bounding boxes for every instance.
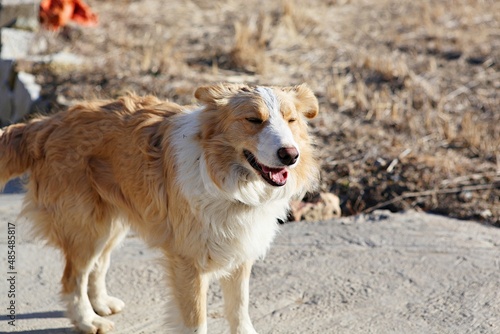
[220,260,258,334]
[166,255,209,334]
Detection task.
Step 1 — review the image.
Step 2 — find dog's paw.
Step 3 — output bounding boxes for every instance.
[74,314,114,333]
[230,324,258,334]
[91,296,125,316]
[240,328,258,334]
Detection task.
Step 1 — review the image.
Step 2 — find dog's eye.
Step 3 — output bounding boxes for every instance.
[246,118,263,124]
[288,118,297,123]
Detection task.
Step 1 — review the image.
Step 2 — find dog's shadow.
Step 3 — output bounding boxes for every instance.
[2,311,74,333]
[8,329,73,334]
[7,310,65,320]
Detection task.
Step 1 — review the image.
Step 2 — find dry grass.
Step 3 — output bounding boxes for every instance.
[15,0,500,224]
[227,18,268,73]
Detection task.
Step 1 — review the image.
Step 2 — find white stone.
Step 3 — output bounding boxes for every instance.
[0,28,35,59]
[29,51,85,66]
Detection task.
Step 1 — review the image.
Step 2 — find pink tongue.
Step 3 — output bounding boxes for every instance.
[261,165,288,184]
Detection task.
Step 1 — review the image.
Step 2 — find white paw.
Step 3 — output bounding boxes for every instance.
[232,323,258,334]
[91,295,125,316]
[74,314,114,333]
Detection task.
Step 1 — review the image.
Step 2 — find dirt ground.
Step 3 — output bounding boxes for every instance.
[18,0,499,224]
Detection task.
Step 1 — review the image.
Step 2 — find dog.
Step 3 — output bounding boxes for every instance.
[0,83,319,333]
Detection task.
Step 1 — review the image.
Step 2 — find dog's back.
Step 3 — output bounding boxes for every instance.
[1,95,184,244]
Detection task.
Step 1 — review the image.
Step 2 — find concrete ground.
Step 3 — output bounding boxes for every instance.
[1,194,499,333]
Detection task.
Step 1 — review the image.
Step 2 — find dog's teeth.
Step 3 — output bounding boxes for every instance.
[269,171,272,179]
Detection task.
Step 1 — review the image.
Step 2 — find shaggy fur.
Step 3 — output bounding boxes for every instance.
[0,83,319,333]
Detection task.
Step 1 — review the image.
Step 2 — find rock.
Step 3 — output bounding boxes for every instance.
[0,0,40,30]
[479,209,492,219]
[0,27,35,59]
[0,84,13,124]
[30,51,85,72]
[0,59,14,124]
[290,192,341,222]
[12,71,41,122]
[0,61,40,125]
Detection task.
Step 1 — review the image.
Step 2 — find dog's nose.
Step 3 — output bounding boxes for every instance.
[277,147,299,166]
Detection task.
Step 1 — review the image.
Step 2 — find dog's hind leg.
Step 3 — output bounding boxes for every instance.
[22,186,117,332]
[61,232,116,333]
[88,223,129,317]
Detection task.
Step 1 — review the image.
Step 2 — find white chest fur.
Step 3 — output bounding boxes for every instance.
[170,109,290,272]
[195,196,284,273]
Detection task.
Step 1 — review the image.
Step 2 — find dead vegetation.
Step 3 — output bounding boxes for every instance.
[20,0,500,224]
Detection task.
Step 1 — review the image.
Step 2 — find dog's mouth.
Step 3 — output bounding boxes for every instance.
[243,150,288,187]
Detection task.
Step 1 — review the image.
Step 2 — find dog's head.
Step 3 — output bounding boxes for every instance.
[195,83,319,204]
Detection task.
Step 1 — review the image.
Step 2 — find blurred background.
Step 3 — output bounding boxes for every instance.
[1,0,498,224]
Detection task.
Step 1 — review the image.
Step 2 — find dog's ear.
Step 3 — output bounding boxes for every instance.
[195,83,249,106]
[292,84,318,119]
[194,84,227,105]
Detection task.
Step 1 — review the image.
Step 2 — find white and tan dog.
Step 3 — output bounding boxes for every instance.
[0,83,319,333]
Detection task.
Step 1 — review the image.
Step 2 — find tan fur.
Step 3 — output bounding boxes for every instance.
[0,84,319,333]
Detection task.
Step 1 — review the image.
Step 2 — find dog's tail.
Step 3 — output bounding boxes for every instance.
[0,123,32,190]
